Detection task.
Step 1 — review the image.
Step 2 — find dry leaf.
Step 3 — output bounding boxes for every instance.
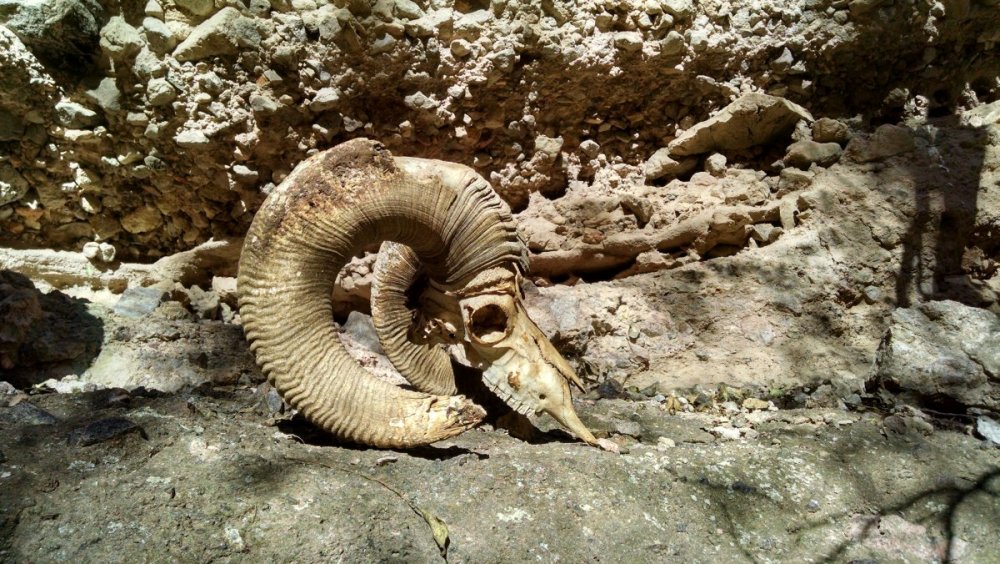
[419,508,450,558]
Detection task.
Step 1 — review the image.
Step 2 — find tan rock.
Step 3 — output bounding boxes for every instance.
[668,93,814,157]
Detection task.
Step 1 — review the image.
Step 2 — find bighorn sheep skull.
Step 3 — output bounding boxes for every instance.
[239,139,601,449]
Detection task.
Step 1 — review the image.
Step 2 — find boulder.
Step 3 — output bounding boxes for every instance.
[783,140,843,169]
[172,7,261,62]
[667,93,814,157]
[811,117,851,144]
[643,147,697,180]
[871,300,1000,410]
[0,0,102,69]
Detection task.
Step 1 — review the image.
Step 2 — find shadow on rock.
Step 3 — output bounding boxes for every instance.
[0,270,103,388]
[275,414,485,461]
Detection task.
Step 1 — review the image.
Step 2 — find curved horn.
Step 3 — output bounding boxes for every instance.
[238,139,527,448]
[371,242,458,396]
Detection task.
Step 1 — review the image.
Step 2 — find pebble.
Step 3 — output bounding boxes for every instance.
[742,397,770,411]
[264,386,285,413]
[806,499,821,512]
[705,153,727,176]
[862,285,882,304]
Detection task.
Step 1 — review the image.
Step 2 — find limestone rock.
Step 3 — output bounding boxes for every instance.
[783,140,843,169]
[175,0,215,17]
[121,206,163,234]
[872,301,1000,410]
[99,16,144,60]
[309,87,341,112]
[145,77,176,106]
[668,93,814,157]
[644,148,697,180]
[54,100,99,128]
[0,163,29,206]
[0,0,102,69]
[175,129,210,148]
[811,117,851,144]
[85,77,122,113]
[172,7,261,62]
[705,153,727,176]
[142,17,176,54]
[845,124,916,162]
[113,286,166,318]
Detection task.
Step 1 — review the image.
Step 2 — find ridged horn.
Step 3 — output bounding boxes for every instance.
[238,139,527,448]
[371,242,458,396]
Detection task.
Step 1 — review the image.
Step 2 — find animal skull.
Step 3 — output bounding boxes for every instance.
[239,139,606,449]
[408,267,599,446]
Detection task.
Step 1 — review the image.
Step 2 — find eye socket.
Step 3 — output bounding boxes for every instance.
[468,303,510,345]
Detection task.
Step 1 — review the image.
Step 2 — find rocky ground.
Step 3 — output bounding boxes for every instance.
[1,385,999,562]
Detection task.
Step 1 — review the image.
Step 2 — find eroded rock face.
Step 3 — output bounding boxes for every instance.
[872,301,1000,410]
[0,0,997,259]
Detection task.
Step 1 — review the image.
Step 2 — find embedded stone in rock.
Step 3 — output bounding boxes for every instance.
[534,134,564,160]
[614,31,643,52]
[811,117,851,144]
[99,16,144,60]
[146,77,176,106]
[662,0,694,19]
[783,140,843,169]
[175,0,215,17]
[121,206,163,233]
[172,7,261,62]
[660,30,686,56]
[705,153,727,176]
[175,129,210,148]
[309,87,341,112]
[54,100,99,128]
[142,17,176,54]
[0,163,30,206]
[113,286,166,318]
[85,77,122,113]
[82,241,115,262]
[978,416,1000,445]
[187,285,220,319]
[249,94,279,114]
[871,300,1000,410]
[643,148,697,180]
[0,0,103,70]
[668,93,814,157]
